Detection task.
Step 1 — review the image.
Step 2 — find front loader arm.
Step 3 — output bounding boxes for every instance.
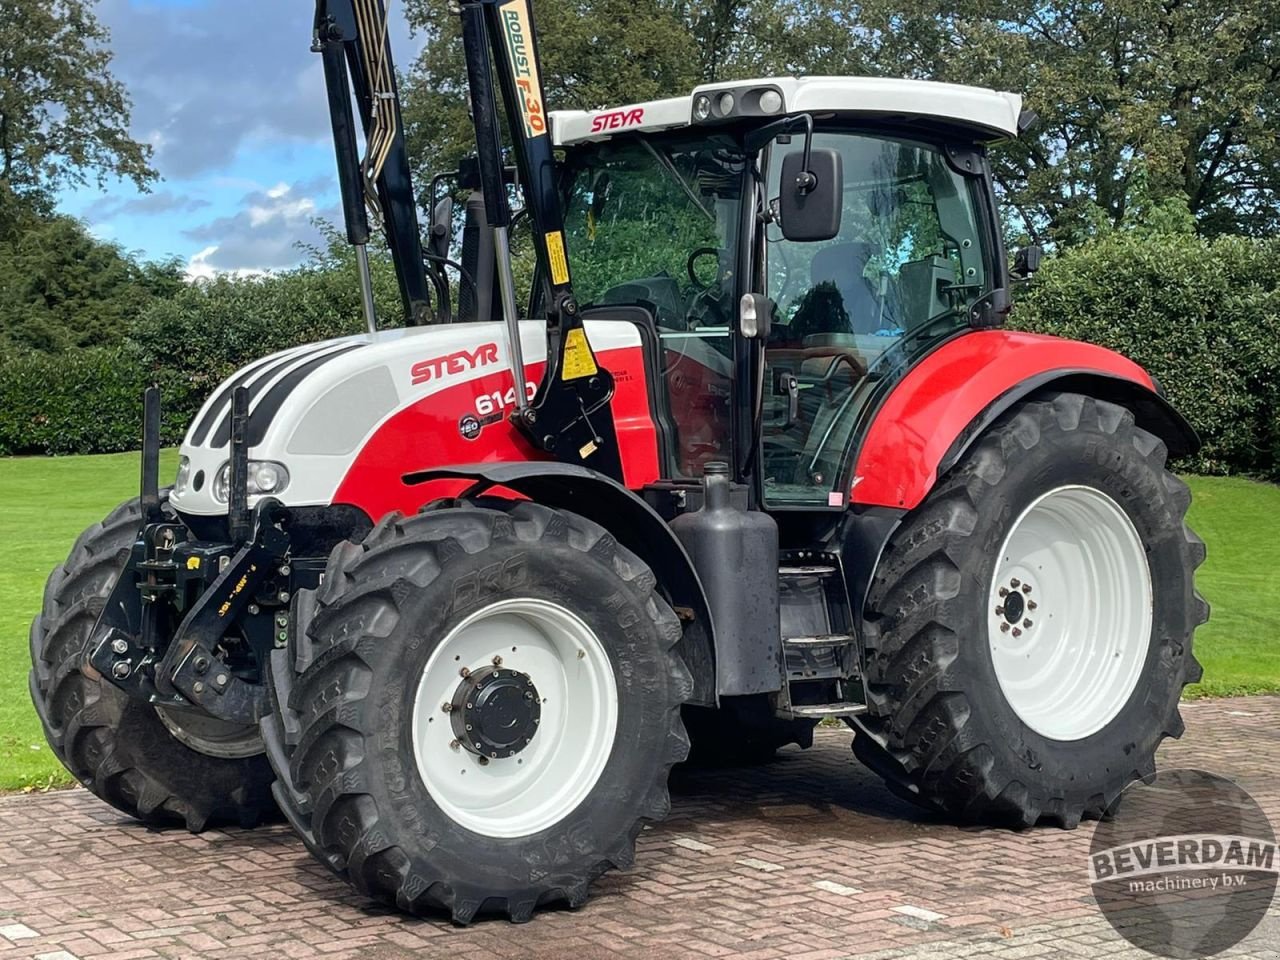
[314,0,433,327]
[457,0,623,480]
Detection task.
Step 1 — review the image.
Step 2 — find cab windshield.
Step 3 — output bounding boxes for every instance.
[562,136,746,475]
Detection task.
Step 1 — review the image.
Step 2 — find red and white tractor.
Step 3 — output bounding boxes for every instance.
[30,0,1206,924]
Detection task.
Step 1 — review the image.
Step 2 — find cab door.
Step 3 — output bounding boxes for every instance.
[760,129,999,508]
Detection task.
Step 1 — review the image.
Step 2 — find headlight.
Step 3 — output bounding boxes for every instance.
[212,460,292,503]
[250,461,289,494]
[213,462,230,503]
[693,94,712,121]
[174,456,192,495]
[758,89,783,114]
[717,92,735,116]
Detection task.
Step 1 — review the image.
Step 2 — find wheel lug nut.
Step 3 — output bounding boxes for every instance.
[459,667,470,678]
[1000,623,1010,633]
[492,655,503,667]
[1010,578,1021,588]
[1027,601,1038,611]
[1021,584,1032,594]
[995,607,1005,616]
[450,739,460,751]
[1012,628,1022,637]
[1023,619,1033,629]
[441,702,453,713]
[998,587,1009,597]
[478,756,490,766]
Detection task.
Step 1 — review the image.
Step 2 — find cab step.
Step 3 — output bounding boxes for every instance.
[779,564,838,577]
[774,552,868,721]
[788,702,867,718]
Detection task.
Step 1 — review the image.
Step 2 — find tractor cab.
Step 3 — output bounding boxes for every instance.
[540,77,1022,508]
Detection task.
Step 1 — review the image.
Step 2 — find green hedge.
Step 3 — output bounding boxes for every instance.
[0,347,152,455]
[1014,231,1280,478]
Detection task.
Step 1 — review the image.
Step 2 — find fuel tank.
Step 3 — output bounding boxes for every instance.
[170,320,659,520]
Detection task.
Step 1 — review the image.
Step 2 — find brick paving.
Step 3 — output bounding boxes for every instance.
[0,697,1276,960]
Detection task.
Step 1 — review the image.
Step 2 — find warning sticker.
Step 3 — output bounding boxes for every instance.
[498,0,547,139]
[561,327,599,380]
[545,230,570,285]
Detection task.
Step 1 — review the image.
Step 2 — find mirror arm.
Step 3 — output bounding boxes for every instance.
[744,113,819,194]
[796,114,816,194]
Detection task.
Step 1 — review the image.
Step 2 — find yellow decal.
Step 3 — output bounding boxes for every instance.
[562,328,599,380]
[217,562,257,617]
[498,0,547,139]
[578,440,598,459]
[186,557,201,571]
[545,230,570,285]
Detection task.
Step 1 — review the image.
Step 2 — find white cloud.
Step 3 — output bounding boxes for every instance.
[182,180,335,275]
[185,245,222,281]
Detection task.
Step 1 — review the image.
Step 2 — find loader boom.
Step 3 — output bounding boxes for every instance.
[458,0,622,479]
[313,0,433,327]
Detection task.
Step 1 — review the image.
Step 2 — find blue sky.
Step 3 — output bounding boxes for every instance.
[57,0,422,278]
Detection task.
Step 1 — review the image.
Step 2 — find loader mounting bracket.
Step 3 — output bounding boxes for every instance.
[157,498,292,724]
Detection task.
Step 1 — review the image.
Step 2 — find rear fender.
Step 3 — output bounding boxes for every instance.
[405,462,717,706]
[851,331,1199,511]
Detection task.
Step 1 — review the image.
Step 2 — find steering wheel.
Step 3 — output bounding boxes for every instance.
[686,247,722,290]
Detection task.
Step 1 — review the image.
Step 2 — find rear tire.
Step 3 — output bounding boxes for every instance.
[854,393,1207,827]
[262,501,690,923]
[28,496,276,831]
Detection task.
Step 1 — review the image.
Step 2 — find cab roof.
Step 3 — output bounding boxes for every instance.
[550,76,1024,147]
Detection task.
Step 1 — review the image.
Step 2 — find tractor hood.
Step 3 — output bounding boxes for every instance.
[169,319,649,518]
[171,322,540,517]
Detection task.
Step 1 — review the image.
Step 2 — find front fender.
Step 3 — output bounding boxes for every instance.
[404,462,717,705]
[851,331,1199,510]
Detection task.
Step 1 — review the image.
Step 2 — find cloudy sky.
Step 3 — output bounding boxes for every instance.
[57,0,421,278]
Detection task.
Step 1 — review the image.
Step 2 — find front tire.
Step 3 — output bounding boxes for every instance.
[854,393,1207,827]
[262,501,690,923]
[28,496,276,831]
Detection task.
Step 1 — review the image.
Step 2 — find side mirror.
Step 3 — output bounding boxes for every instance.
[739,293,774,340]
[1012,244,1043,280]
[429,195,454,262]
[778,148,842,242]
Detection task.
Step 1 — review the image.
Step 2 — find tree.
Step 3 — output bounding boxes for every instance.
[0,0,157,217]
[400,0,1279,243]
[795,0,1280,241]
[400,0,775,182]
[0,209,183,354]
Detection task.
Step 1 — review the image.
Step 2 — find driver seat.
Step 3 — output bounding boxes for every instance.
[809,242,882,334]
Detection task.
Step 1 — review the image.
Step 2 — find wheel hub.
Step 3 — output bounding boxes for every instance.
[450,666,541,758]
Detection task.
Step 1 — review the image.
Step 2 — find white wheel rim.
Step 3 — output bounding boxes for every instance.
[411,598,618,838]
[987,484,1153,742]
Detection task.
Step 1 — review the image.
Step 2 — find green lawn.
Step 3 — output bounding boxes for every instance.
[0,453,1275,791]
[0,450,179,792]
